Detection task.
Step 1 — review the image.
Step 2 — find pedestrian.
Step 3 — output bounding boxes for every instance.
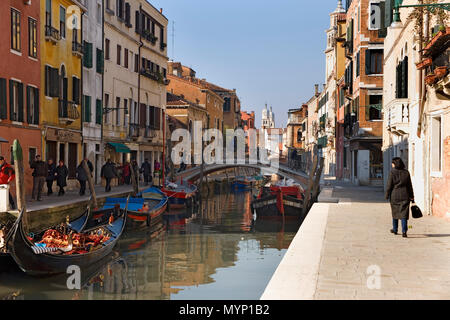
[46,158,56,196]
[101,159,118,192]
[0,156,16,209]
[76,161,88,196]
[385,157,415,238]
[131,160,139,186]
[122,161,131,185]
[30,155,47,201]
[56,160,68,196]
[117,163,124,185]
[140,158,152,186]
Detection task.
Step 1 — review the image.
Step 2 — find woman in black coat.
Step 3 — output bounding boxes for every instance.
[55,160,68,196]
[385,157,414,238]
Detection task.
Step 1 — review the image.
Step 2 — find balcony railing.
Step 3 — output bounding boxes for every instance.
[145,126,158,138]
[58,99,80,123]
[386,99,409,135]
[72,41,83,57]
[45,25,60,43]
[141,30,158,44]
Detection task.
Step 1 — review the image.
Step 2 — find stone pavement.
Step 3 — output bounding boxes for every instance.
[262,179,450,300]
[24,183,150,212]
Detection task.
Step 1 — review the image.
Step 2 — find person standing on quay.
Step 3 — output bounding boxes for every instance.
[76,161,88,196]
[0,156,16,209]
[122,161,131,185]
[385,157,415,238]
[56,160,68,196]
[101,159,118,192]
[140,158,152,186]
[30,155,47,201]
[46,159,56,196]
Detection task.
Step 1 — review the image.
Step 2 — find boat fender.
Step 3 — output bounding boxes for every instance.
[146,214,151,227]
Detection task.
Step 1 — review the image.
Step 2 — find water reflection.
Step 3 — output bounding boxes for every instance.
[0,189,301,300]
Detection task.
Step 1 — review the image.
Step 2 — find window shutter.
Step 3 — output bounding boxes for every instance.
[378,0,387,38]
[17,82,24,122]
[125,3,131,26]
[9,80,14,121]
[83,41,93,68]
[402,57,408,98]
[34,88,39,124]
[72,77,80,104]
[139,103,146,128]
[356,52,360,77]
[83,95,91,123]
[96,49,104,73]
[135,11,140,34]
[49,67,60,97]
[155,107,160,130]
[365,95,370,121]
[27,86,32,123]
[96,99,102,124]
[45,66,49,96]
[0,78,7,119]
[385,0,394,29]
[149,106,154,128]
[365,49,371,75]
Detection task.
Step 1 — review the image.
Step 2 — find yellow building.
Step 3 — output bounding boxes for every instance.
[40,0,85,182]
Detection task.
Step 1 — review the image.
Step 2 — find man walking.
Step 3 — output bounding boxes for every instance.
[46,159,56,196]
[0,156,16,209]
[101,159,118,192]
[140,158,152,186]
[30,155,47,201]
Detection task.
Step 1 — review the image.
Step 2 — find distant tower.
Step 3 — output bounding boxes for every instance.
[262,104,275,129]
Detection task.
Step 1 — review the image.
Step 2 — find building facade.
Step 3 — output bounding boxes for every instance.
[0,0,42,195]
[104,0,168,176]
[41,0,85,186]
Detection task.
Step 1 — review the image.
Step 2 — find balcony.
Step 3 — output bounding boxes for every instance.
[140,68,166,85]
[72,41,83,58]
[141,30,158,45]
[58,100,80,124]
[45,25,60,44]
[386,99,409,136]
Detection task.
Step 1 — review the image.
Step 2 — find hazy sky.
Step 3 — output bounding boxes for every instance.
[150,0,340,127]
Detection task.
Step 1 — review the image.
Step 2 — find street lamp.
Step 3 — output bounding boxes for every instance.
[392,1,450,28]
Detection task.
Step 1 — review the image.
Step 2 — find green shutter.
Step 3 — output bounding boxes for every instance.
[83,41,93,68]
[385,0,394,29]
[83,95,91,122]
[34,88,39,125]
[365,49,371,75]
[96,49,104,73]
[9,80,14,121]
[26,86,31,123]
[96,99,102,124]
[401,57,408,98]
[0,78,7,119]
[378,0,387,38]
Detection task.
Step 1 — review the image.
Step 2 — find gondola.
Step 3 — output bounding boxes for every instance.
[161,182,197,209]
[103,187,167,229]
[8,203,127,276]
[251,184,305,220]
[231,176,252,190]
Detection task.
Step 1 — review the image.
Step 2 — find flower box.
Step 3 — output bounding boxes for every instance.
[425,74,437,85]
[435,66,448,79]
[416,58,432,70]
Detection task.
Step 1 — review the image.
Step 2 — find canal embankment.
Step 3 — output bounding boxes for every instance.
[261,179,450,300]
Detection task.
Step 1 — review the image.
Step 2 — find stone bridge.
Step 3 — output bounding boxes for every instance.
[174,162,310,189]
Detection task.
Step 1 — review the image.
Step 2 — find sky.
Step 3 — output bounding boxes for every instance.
[150,0,340,128]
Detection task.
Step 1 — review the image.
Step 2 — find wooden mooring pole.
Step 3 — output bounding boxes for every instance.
[12,140,28,229]
[82,158,97,209]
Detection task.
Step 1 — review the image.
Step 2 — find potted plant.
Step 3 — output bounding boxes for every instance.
[434,66,448,79]
[425,73,437,85]
[416,57,432,70]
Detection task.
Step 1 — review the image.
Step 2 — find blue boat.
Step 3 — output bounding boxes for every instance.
[103,187,168,229]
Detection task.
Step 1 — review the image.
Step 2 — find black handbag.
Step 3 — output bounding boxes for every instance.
[411,203,423,219]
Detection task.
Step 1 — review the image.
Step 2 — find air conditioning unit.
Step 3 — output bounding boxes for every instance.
[24,0,32,5]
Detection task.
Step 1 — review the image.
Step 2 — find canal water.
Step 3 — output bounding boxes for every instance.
[0,189,300,300]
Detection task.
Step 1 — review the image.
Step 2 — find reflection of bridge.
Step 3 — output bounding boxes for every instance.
[174,162,309,189]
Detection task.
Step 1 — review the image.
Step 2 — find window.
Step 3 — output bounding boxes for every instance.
[9,80,24,122]
[104,93,110,124]
[134,53,139,72]
[431,116,442,175]
[223,98,231,112]
[124,48,128,68]
[123,99,128,126]
[45,66,60,97]
[97,4,102,24]
[365,49,383,75]
[116,0,124,20]
[117,44,121,65]
[60,7,66,38]
[367,95,382,120]
[96,48,104,73]
[72,77,81,104]
[105,38,110,60]
[369,2,383,30]
[83,41,93,68]
[297,129,302,143]
[116,97,121,125]
[96,99,102,125]
[11,9,21,52]
[46,0,52,26]
[0,78,7,120]
[28,18,38,58]
[83,95,91,123]
[26,86,39,125]
[396,56,408,99]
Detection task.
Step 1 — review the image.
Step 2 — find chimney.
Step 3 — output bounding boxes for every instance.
[160,8,163,14]
[314,84,319,96]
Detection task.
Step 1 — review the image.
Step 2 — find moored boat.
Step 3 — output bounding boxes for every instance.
[103,187,167,229]
[251,183,305,220]
[162,182,197,209]
[8,205,127,276]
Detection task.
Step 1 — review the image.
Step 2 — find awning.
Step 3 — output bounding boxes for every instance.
[107,142,131,153]
[0,136,8,143]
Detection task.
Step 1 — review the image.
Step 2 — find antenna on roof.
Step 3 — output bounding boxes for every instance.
[171,20,175,61]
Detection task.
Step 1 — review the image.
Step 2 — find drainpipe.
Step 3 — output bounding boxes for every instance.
[100,0,105,166]
[80,10,85,159]
[137,5,143,164]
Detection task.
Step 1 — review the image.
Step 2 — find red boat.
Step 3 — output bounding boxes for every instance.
[251,184,305,220]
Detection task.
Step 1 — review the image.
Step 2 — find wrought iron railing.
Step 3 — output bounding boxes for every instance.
[58,100,80,120]
[45,25,60,41]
